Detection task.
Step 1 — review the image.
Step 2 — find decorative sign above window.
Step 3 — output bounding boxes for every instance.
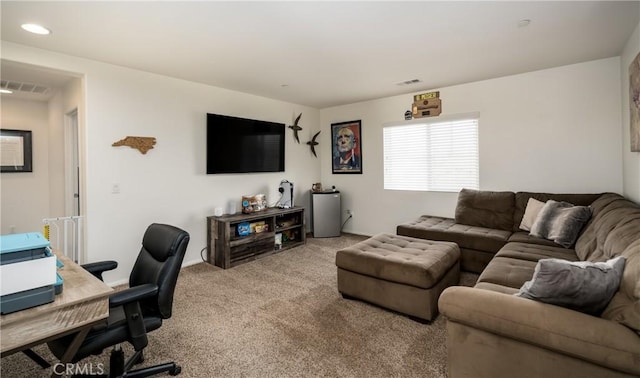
[412,91,441,118]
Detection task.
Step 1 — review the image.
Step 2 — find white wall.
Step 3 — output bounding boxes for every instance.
[1,98,50,234]
[1,41,628,284]
[320,58,624,236]
[2,42,321,285]
[1,78,81,236]
[621,21,640,203]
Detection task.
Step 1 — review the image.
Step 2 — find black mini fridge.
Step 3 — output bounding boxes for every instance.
[311,191,341,237]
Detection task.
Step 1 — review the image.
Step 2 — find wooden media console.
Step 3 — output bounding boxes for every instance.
[206,207,306,269]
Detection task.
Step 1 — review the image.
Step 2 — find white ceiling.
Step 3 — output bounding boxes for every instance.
[1,1,638,108]
[1,60,77,101]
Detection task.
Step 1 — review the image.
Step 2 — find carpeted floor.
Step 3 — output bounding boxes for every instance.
[1,234,477,377]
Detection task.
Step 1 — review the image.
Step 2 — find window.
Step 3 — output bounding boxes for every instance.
[383,116,479,192]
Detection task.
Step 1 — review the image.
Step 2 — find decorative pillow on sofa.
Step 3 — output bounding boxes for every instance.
[519,198,545,231]
[529,200,592,248]
[515,256,626,315]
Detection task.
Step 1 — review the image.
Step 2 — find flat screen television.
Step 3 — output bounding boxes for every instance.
[206,113,285,174]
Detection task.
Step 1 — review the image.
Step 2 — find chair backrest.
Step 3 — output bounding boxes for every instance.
[129,223,190,319]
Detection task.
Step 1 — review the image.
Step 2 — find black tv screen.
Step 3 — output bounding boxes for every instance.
[206,113,285,174]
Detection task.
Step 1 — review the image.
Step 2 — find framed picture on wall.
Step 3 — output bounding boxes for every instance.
[630,51,640,152]
[1,129,33,173]
[331,120,362,174]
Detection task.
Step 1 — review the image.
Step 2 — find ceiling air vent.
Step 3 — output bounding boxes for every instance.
[0,80,50,95]
[396,79,422,86]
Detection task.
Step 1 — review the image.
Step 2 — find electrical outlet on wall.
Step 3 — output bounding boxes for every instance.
[346,209,354,217]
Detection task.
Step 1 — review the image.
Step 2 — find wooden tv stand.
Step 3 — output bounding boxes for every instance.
[206,206,306,269]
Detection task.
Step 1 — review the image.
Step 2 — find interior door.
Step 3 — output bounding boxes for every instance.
[66,109,80,216]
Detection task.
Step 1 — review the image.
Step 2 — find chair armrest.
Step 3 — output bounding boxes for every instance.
[439,286,640,375]
[109,283,158,351]
[109,283,158,308]
[81,260,118,281]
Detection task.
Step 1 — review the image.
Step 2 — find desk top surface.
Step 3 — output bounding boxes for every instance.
[0,252,113,355]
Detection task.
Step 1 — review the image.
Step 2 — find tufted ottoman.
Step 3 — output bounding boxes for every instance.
[336,233,460,322]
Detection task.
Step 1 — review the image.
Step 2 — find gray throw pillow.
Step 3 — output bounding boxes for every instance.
[515,256,626,315]
[529,200,592,248]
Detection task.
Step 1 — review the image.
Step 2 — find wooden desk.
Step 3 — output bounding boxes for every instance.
[0,253,112,362]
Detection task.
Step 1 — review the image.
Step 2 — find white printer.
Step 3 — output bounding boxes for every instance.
[0,232,61,314]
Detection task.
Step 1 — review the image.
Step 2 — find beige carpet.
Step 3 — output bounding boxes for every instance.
[1,234,477,377]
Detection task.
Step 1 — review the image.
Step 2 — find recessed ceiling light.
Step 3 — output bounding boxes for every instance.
[0,89,13,94]
[21,23,51,35]
[517,19,531,28]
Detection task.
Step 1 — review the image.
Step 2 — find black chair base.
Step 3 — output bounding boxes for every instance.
[72,347,180,378]
[123,362,181,377]
[117,348,181,378]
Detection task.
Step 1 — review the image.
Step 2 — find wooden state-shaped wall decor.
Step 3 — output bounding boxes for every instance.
[112,136,156,154]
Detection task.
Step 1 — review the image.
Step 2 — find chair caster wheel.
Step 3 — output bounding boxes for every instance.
[170,365,181,376]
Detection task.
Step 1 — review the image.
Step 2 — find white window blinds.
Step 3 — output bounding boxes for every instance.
[383,117,479,192]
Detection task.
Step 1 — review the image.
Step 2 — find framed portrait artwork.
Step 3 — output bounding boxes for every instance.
[630,51,640,152]
[331,120,362,174]
[1,129,33,173]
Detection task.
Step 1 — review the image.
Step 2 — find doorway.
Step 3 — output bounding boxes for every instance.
[65,109,80,216]
[1,60,86,262]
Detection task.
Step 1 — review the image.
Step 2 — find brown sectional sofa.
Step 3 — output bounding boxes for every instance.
[397,189,640,377]
[397,190,601,273]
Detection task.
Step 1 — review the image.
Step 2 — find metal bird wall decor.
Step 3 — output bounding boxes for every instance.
[288,113,303,143]
[306,131,321,157]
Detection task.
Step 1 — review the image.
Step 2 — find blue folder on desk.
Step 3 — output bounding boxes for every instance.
[0,232,63,314]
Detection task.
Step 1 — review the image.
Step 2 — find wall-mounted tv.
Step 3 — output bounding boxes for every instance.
[206,113,285,174]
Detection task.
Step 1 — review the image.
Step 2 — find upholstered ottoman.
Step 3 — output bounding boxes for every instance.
[336,233,460,322]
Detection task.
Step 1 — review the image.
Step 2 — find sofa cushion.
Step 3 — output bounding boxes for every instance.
[476,242,580,290]
[529,200,592,248]
[575,193,640,263]
[476,256,538,289]
[508,231,561,247]
[519,197,545,231]
[515,256,626,315]
[600,238,640,334]
[496,241,579,263]
[455,189,515,231]
[397,216,511,253]
[602,291,640,336]
[513,192,601,232]
[574,194,640,331]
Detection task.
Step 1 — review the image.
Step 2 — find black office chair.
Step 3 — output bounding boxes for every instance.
[47,223,190,377]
